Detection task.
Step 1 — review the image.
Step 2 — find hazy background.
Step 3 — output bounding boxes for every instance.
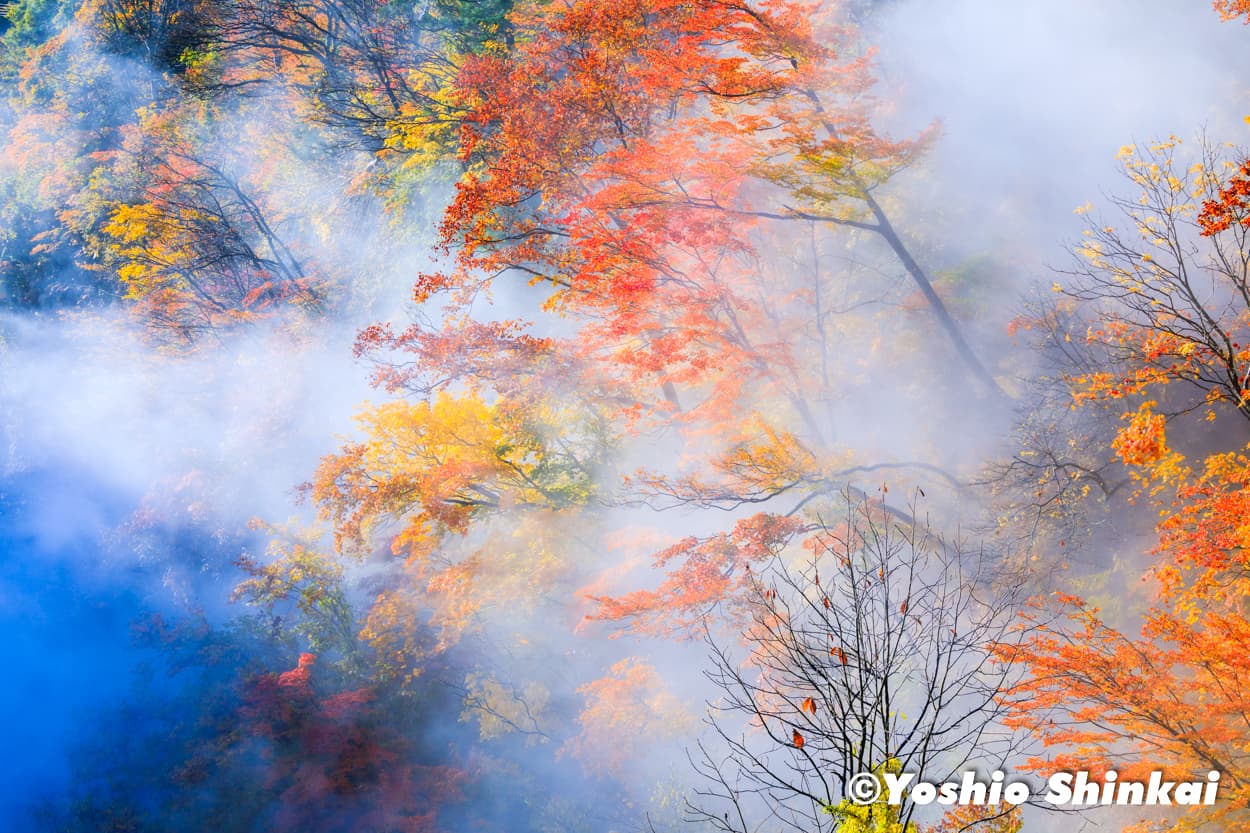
[1,0,1247,827]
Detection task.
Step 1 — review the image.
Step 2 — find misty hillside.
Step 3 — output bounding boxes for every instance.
[2,2,1250,832]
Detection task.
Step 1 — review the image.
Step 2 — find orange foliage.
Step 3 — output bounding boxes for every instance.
[1156,448,1250,593]
[397,0,938,426]
[1112,403,1169,466]
[1199,158,1250,235]
[999,449,1250,831]
[1214,0,1250,22]
[561,657,693,779]
[997,592,1250,832]
[585,513,807,637]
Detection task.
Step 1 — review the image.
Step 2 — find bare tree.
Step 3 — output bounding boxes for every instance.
[976,288,1128,552]
[688,491,1030,833]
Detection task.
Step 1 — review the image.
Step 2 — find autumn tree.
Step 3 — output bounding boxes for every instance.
[980,0,1250,548]
[1060,139,1250,427]
[321,0,1005,676]
[2,0,479,323]
[995,65,1250,831]
[412,0,1005,407]
[203,0,439,150]
[87,0,212,72]
[192,0,513,175]
[306,5,1020,813]
[996,452,1250,833]
[99,101,328,342]
[0,4,157,308]
[979,134,1250,558]
[1,0,298,322]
